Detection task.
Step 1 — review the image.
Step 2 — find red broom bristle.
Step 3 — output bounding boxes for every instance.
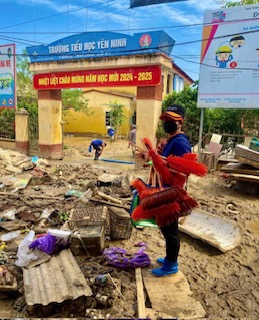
[179,196,198,214]
[155,202,181,227]
[141,186,187,210]
[148,150,186,187]
[132,205,155,221]
[139,187,164,199]
[166,154,208,177]
[132,193,198,227]
[130,178,163,199]
[183,153,198,161]
[142,137,154,150]
[130,178,147,195]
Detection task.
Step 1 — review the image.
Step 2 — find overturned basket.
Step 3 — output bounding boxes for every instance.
[108,206,132,240]
[68,204,110,236]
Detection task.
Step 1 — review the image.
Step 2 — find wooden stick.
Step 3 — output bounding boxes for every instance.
[107,273,125,300]
[90,198,130,210]
[135,268,146,319]
[95,190,123,204]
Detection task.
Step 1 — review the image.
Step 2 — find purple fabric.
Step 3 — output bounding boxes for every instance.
[29,234,56,255]
[103,242,151,268]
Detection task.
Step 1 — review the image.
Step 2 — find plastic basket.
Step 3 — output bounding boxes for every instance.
[108,206,132,240]
[68,204,110,235]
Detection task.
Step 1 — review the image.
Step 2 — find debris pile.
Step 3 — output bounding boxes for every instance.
[0,147,146,318]
[220,144,259,195]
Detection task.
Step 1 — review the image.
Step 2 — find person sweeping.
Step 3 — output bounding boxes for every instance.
[88,139,107,160]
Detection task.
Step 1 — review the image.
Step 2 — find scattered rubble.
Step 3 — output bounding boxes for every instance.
[0,144,259,319]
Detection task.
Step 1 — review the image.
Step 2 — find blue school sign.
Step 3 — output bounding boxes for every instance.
[26,30,175,63]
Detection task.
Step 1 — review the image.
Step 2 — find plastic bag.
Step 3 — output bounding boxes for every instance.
[29,233,56,255]
[15,230,39,267]
[103,242,151,269]
[88,145,92,152]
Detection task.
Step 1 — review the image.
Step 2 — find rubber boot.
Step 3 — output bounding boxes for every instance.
[152,259,178,277]
[157,257,165,264]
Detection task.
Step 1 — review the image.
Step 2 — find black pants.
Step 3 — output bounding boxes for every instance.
[160,219,180,262]
[94,147,101,160]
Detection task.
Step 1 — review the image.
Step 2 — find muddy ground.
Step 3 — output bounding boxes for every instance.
[0,135,258,319]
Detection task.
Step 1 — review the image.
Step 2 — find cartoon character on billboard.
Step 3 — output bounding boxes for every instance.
[216,45,233,68]
[229,35,245,49]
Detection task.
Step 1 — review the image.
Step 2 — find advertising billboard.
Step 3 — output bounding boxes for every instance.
[197,4,259,109]
[0,44,16,108]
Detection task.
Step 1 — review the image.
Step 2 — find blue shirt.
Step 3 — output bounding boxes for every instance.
[91,139,103,148]
[162,133,191,157]
[108,128,114,137]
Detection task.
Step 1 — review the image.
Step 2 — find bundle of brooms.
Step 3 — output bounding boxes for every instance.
[131,137,208,227]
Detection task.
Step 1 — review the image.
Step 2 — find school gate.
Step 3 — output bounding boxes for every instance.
[24,31,176,159]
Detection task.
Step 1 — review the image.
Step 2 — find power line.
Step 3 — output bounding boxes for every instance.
[2,26,257,52]
[1,1,108,31]
[2,16,259,35]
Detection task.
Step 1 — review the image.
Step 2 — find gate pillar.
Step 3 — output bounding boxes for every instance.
[15,109,29,154]
[38,90,63,159]
[136,83,163,151]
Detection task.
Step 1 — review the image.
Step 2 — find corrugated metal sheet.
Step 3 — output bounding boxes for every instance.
[23,249,92,306]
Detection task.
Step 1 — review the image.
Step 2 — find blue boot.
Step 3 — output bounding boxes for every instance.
[157,257,165,264]
[152,259,178,277]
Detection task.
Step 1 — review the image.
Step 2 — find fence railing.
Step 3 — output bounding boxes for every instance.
[0,128,15,139]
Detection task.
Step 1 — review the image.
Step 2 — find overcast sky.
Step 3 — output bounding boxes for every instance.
[0,0,236,80]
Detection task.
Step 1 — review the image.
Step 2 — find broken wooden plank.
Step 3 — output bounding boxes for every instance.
[223,173,259,183]
[135,268,146,319]
[0,220,30,231]
[142,269,206,319]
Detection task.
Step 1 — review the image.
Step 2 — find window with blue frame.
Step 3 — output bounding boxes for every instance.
[173,75,184,93]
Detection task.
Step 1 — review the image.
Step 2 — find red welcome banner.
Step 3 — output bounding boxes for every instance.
[33,65,161,90]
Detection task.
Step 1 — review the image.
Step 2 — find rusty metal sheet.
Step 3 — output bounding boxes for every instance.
[23,249,92,306]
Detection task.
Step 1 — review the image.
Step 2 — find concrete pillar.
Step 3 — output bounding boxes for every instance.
[135,83,163,170]
[38,90,63,159]
[15,109,29,154]
[136,83,163,147]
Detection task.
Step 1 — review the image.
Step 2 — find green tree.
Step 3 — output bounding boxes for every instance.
[0,108,15,139]
[16,50,37,109]
[159,84,204,146]
[62,89,89,115]
[224,0,259,7]
[108,100,126,140]
[17,51,90,115]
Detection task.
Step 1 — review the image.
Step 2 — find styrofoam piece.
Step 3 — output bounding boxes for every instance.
[48,229,72,238]
[179,209,242,252]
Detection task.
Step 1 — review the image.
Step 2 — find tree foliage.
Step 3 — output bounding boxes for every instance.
[224,0,259,7]
[16,50,37,109]
[159,84,202,145]
[0,108,15,139]
[108,100,126,139]
[158,81,259,147]
[62,89,89,115]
